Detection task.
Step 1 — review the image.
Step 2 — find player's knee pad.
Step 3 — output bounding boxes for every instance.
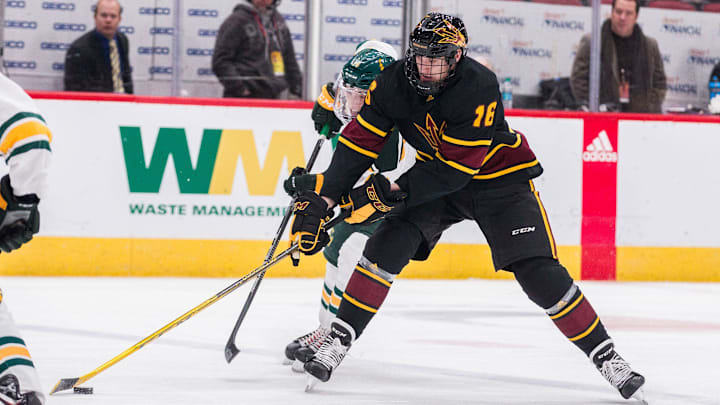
[363,218,423,275]
[509,257,574,309]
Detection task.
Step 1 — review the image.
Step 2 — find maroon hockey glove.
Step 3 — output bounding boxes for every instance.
[339,174,407,225]
[290,191,333,255]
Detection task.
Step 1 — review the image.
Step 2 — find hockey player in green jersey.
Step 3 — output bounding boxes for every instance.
[0,72,52,405]
[283,41,414,370]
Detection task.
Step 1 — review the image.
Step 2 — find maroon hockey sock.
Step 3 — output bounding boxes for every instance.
[547,286,610,355]
[336,263,394,338]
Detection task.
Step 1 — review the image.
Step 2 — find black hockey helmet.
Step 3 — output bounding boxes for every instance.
[405,13,468,97]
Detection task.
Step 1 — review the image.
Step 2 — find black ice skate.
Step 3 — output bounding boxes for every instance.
[304,321,354,391]
[590,340,646,403]
[284,325,328,366]
[0,374,41,405]
[293,327,330,372]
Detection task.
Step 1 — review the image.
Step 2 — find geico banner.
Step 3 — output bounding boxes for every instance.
[35,99,328,240]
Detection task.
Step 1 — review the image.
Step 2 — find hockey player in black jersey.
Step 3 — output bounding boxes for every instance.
[287,13,646,402]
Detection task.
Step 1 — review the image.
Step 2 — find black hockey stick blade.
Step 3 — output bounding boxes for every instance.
[224,342,240,363]
[50,377,79,395]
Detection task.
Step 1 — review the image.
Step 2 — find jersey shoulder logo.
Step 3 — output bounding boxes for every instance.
[583,130,617,162]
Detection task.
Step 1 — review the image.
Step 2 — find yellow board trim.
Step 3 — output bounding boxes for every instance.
[0,345,32,360]
[441,134,491,147]
[356,114,387,138]
[549,293,584,320]
[435,152,480,175]
[355,265,392,288]
[337,136,379,159]
[473,160,539,180]
[569,317,600,342]
[342,292,378,313]
[0,120,52,154]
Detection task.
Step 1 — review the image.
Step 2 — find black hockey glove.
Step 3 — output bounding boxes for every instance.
[283,167,323,197]
[311,82,342,138]
[290,191,333,255]
[339,174,407,225]
[0,175,40,254]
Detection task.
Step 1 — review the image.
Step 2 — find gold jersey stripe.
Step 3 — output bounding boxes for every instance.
[0,345,31,360]
[356,114,387,137]
[441,134,492,147]
[533,184,558,258]
[435,152,480,175]
[338,136,379,159]
[482,133,522,165]
[472,159,539,180]
[342,292,378,313]
[0,120,53,155]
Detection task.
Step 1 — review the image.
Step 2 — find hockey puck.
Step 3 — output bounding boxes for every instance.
[73,386,93,395]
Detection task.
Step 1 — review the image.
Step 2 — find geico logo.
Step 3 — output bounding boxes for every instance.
[283,14,305,21]
[382,0,402,6]
[42,2,75,11]
[138,46,170,55]
[139,7,171,15]
[324,54,351,62]
[149,66,173,74]
[667,83,697,94]
[186,48,213,56]
[6,0,26,8]
[150,27,174,35]
[337,0,368,5]
[4,41,25,49]
[118,26,135,34]
[52,62,65,71]
[5,20,38,29]
[3,60,37,69]
[40,42,70,50]
[371,18,401,26]
[470,44,492,55]
[53,22,85,31]
[188,9,218,17]
[325,16,356,24]
[582,151,617,162]
[381,37,401,46]
[336,35,365,43]
[197,68,214,76]
[197,29,217,37]
[291,33,304,41]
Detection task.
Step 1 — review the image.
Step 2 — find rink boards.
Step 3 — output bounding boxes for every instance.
[1,93,718,282]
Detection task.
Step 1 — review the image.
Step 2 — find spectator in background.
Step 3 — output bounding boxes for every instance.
[570,0,666,113]
[64,0,133,94]
[212,0,303,99]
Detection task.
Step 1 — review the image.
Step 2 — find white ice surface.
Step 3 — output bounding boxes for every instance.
[1,277,718,405]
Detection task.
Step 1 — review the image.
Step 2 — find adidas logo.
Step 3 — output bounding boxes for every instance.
[583,130,618,162]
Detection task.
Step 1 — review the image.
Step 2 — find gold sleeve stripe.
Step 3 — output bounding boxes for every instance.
[356,114,387,138]
[482,133,522,165]
[0,345,32,360]
[338,136,379,159]
[314,174,324,194]
[441,134,492,147]
[0,112,46,136]
[549,293,584,320]
[0,121,53,155]
[342,292,378,313]
[355,265,392,288]
[569,317,600,341]
[473,159,539,180]
[435,152,480,175]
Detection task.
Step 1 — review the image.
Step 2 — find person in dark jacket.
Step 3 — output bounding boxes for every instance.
[212,0,303,99]
[64,0,133,94]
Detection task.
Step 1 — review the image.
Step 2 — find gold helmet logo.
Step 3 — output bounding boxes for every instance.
[433,20,467,48]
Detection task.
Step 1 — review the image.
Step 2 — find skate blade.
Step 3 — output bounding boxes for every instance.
[305,375,321,392]
[631,387,648,404]
[291,359,305,373]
